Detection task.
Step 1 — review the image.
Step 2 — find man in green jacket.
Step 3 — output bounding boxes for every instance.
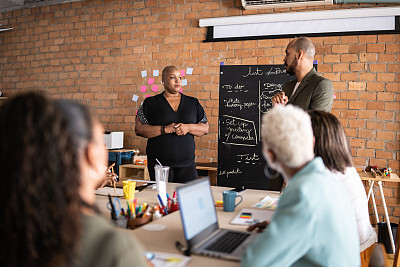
[272,37,334,112]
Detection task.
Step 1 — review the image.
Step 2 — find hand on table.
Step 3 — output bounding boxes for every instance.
[247,221,270,233]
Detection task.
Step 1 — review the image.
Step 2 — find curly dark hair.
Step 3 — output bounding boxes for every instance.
[0,92,82,266]
[308,110,353,174]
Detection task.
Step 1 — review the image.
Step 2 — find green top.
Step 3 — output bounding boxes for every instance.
[284,68,334,112]
[73,214,147,267]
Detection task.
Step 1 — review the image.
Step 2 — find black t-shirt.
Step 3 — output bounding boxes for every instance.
[137,93,207,167]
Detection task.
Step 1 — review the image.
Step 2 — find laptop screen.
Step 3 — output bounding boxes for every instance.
[177,178,218,240]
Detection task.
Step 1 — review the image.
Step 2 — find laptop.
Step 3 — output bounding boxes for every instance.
[176,178,258,261]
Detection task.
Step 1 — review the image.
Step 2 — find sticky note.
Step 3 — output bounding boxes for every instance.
[152,85,158,92]
[141,86,146,92]
[220,62,225,65]
[240,212,252,219]
[313,60,318,64]
[132,94,139,102]
[153,70,159,76]
[148,78,154,85]
[141,70,147,77]
[182,79,187,86]
[333,94,337,99]
[215,201,223,207]
[180,70,185,77]
[179,88,183,93]
[145,95,151,98]
[186,67,193,75]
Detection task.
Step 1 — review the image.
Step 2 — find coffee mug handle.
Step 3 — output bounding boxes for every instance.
[235,194,243,208]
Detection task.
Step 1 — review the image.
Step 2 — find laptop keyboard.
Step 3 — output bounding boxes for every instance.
[205,231,250,253]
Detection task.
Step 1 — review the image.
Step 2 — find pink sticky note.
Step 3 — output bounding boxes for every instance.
[148,78,154,85]
[180,70,185,77]
[179,88,183,93]
[145,95,151,98]
[141,86,146,92]
[333,94,337,99]
[136,110,138,115]
[152,85,158,92]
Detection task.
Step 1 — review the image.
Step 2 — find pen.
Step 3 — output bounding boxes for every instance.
[157,194,168,215]
[127,201,131,219]
[108,194,117,220]
[111,166,116,194]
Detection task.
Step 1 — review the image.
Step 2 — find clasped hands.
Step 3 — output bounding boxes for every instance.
[271,92,288,107]
[164,123,189,136]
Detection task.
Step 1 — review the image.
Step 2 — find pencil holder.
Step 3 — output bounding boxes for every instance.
[112,217,128,228]
[127,215,152,229]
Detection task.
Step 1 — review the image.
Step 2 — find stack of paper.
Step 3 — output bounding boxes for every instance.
[147,251,191,267]
[252,196,279,210]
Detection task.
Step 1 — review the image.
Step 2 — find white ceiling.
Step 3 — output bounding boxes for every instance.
[0,0,83,14]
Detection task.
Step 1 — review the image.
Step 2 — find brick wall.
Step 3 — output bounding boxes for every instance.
[0,0,399,222]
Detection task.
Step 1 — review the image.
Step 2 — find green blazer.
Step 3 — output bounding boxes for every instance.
[283,68,334,112]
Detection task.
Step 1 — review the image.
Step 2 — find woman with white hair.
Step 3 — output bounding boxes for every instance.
[242,105,359,267]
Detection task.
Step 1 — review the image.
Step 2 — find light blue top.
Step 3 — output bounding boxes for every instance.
[242,157,360,267]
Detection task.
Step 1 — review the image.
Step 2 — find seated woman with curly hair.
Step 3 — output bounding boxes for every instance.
[0,92,150,267]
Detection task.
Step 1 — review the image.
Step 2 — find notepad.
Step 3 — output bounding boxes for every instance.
[95,187,124,197]
[146,251,191,267]
[230,208,275,226]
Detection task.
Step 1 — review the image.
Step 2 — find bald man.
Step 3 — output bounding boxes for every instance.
[272,37,334,112]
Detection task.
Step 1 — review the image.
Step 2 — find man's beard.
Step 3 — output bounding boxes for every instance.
[285,58,297,76]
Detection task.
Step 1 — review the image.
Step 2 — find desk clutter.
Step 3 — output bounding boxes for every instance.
[107,191,179,229]
[367,166,394,179]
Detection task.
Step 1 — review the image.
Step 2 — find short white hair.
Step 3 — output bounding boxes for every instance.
[262,105,314,168]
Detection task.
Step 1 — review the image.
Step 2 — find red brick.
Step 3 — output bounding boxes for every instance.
[367,44,385,53]
[349,100,366,109]
[376,150,394,160]
[357,148,375,157]
[348,82,366,91]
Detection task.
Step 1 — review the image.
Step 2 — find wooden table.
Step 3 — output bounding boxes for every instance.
[96,183,279,266]
[358,170,400,253]
[119,162,218,185]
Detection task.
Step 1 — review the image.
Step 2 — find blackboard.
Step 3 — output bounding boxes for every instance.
[217,65,293,190]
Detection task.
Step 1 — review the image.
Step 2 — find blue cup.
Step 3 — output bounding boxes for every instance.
[222,190,243,212]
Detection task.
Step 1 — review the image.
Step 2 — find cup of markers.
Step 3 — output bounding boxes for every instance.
[155,191,179,219]
[120,199,153,229]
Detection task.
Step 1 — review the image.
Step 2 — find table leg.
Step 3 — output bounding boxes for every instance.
[378,181,395,253]
[367,181,380,223]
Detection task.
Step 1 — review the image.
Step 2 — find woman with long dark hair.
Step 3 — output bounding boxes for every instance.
[309,110,377,266]
[0,92,148,266]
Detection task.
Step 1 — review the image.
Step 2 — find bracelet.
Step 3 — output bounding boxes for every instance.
[160,125,165,135]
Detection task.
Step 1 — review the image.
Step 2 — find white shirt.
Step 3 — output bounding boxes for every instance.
[331,167,377,252]
[290,82,301,98]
